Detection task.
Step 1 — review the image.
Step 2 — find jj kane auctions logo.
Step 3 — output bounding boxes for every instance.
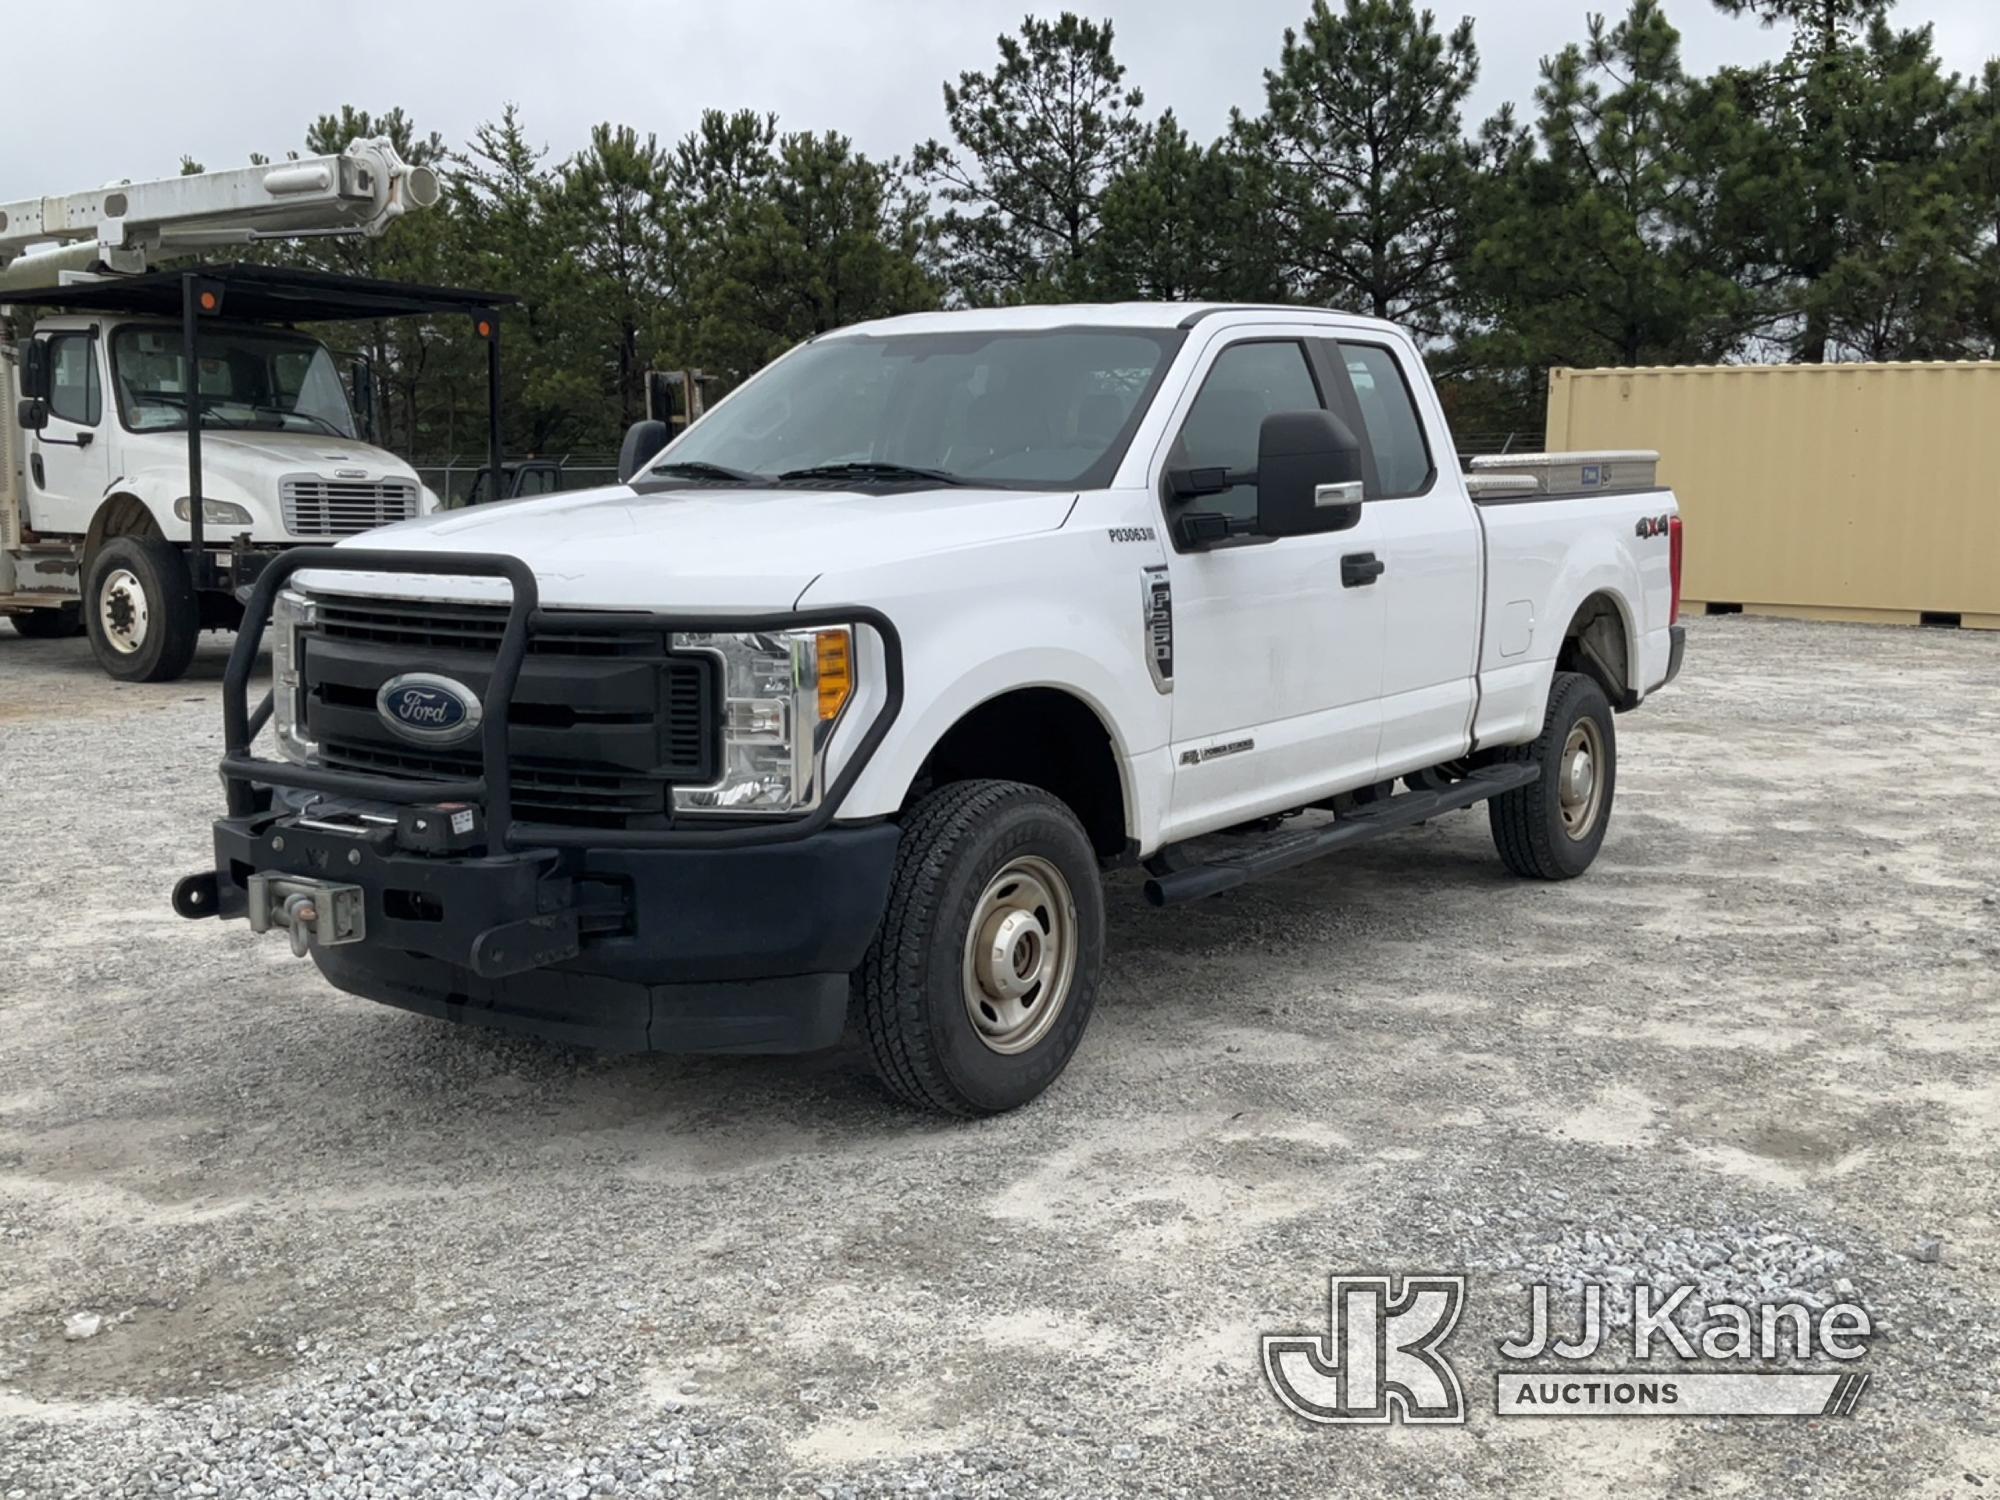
[1263,1274,1873,1423]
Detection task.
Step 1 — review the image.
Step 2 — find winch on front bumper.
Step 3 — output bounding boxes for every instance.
[174,547,904,1054]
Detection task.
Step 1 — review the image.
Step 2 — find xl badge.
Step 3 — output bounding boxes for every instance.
[376,673,482,746]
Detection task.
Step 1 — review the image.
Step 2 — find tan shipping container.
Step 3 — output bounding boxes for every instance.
[1544,363,2000,629]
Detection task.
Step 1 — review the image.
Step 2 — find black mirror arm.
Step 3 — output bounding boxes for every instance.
[1166,465,1257,501]
[1176,510,1261,548]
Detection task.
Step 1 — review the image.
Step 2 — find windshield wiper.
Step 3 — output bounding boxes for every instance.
[254,405,346,437]
[776,461,968,487]
[649,460,763,484]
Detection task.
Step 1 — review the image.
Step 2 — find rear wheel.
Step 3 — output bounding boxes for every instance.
[8,605,84,639]
[1488,670,1616,880]
[856,779,1104,1116]
[84,534,201,682]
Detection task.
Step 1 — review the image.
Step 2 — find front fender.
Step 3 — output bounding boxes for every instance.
[111,465,277,545]
[800,524,1173,841]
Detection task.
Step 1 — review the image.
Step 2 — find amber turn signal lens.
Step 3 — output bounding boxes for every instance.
[816,629,853,722]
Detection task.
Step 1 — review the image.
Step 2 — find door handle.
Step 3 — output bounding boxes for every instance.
[1341,552,1386,588]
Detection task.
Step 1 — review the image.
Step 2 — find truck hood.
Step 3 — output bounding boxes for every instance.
[138,430,418,491]
[318,483,1078,611]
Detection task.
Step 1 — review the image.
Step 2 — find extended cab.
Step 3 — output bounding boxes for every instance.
[175,304,1687,1115]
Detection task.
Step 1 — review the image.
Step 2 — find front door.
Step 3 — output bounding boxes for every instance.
[27,331,110,536]
[1158,331,1386,842]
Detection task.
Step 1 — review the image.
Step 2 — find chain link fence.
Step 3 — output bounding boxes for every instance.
[412,456,621,508]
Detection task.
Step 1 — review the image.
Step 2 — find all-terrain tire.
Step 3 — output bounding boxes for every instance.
[1488,670,1617,880]
[83,534,201,682]
[856,779,1105,1116]
[8,605,84,639]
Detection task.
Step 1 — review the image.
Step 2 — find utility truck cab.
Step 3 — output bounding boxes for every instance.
[0,140,489,680]
[178,303,1687,1116]
[12,313,425,663]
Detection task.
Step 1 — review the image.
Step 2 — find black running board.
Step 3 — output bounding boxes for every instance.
[1142,762,1542,907]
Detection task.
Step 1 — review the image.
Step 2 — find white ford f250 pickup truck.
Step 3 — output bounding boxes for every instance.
[176,303,1686,1115]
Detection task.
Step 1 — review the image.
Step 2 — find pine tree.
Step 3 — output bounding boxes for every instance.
[1708,0,1970,360]
[912,13,1146,301]
[1954,61,2000,355]
[681,132,938,377]
[1249,0,1483,332]
[548,124,674,428]
[1467,0,1746,370]
[449,107,603,452]
[1085,113,1285,301]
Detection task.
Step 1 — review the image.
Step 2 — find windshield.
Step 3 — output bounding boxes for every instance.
[656,327,1184,489]
[110,325,357,438]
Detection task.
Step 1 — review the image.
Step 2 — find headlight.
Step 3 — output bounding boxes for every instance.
[670,626,855,814]
[173,496,254,526]
[271,588,318,764]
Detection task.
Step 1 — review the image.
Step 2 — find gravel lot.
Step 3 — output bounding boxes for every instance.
[1,614,1997,1498]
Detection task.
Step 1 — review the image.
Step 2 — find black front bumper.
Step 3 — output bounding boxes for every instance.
[184,546,909,1056]
[191,808,901,1054]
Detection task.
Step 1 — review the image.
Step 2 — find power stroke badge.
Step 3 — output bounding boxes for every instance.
[1263,1272,1873,1424]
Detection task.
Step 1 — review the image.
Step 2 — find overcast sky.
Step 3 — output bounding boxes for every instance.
[5,0,1996,194]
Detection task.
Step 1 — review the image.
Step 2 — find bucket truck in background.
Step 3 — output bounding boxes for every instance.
[0,140,511,681]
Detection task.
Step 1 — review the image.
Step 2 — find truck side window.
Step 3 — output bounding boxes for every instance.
[47,335,102,427]
[1172,340,1322,528]
[1336,343,1433,497]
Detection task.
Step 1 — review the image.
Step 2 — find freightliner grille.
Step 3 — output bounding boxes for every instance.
[282,479,420,536]
[301,595,718,830]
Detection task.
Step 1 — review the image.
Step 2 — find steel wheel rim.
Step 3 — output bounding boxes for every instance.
[98,568,149,655]
[961,854,1078,1055]
[1558,717,1605,840]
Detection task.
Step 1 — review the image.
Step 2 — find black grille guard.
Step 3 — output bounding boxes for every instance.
[223,548,904,850]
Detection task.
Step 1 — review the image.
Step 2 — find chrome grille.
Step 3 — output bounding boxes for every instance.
[282,478,419,536]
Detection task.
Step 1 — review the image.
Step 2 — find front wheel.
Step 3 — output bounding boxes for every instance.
[1488,670,1616,880]
[856,780,1105,1116]
[84,534,201,682]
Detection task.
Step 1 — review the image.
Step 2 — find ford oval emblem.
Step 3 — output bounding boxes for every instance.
[376,673,482,746]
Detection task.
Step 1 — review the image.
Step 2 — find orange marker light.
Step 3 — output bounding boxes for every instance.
[476,319,492,338]
[816,629,853,722]
[199,291,218,312]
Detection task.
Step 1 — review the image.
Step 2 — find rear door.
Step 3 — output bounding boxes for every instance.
[1156,327,1386,840]
[1314,337,1481,777]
